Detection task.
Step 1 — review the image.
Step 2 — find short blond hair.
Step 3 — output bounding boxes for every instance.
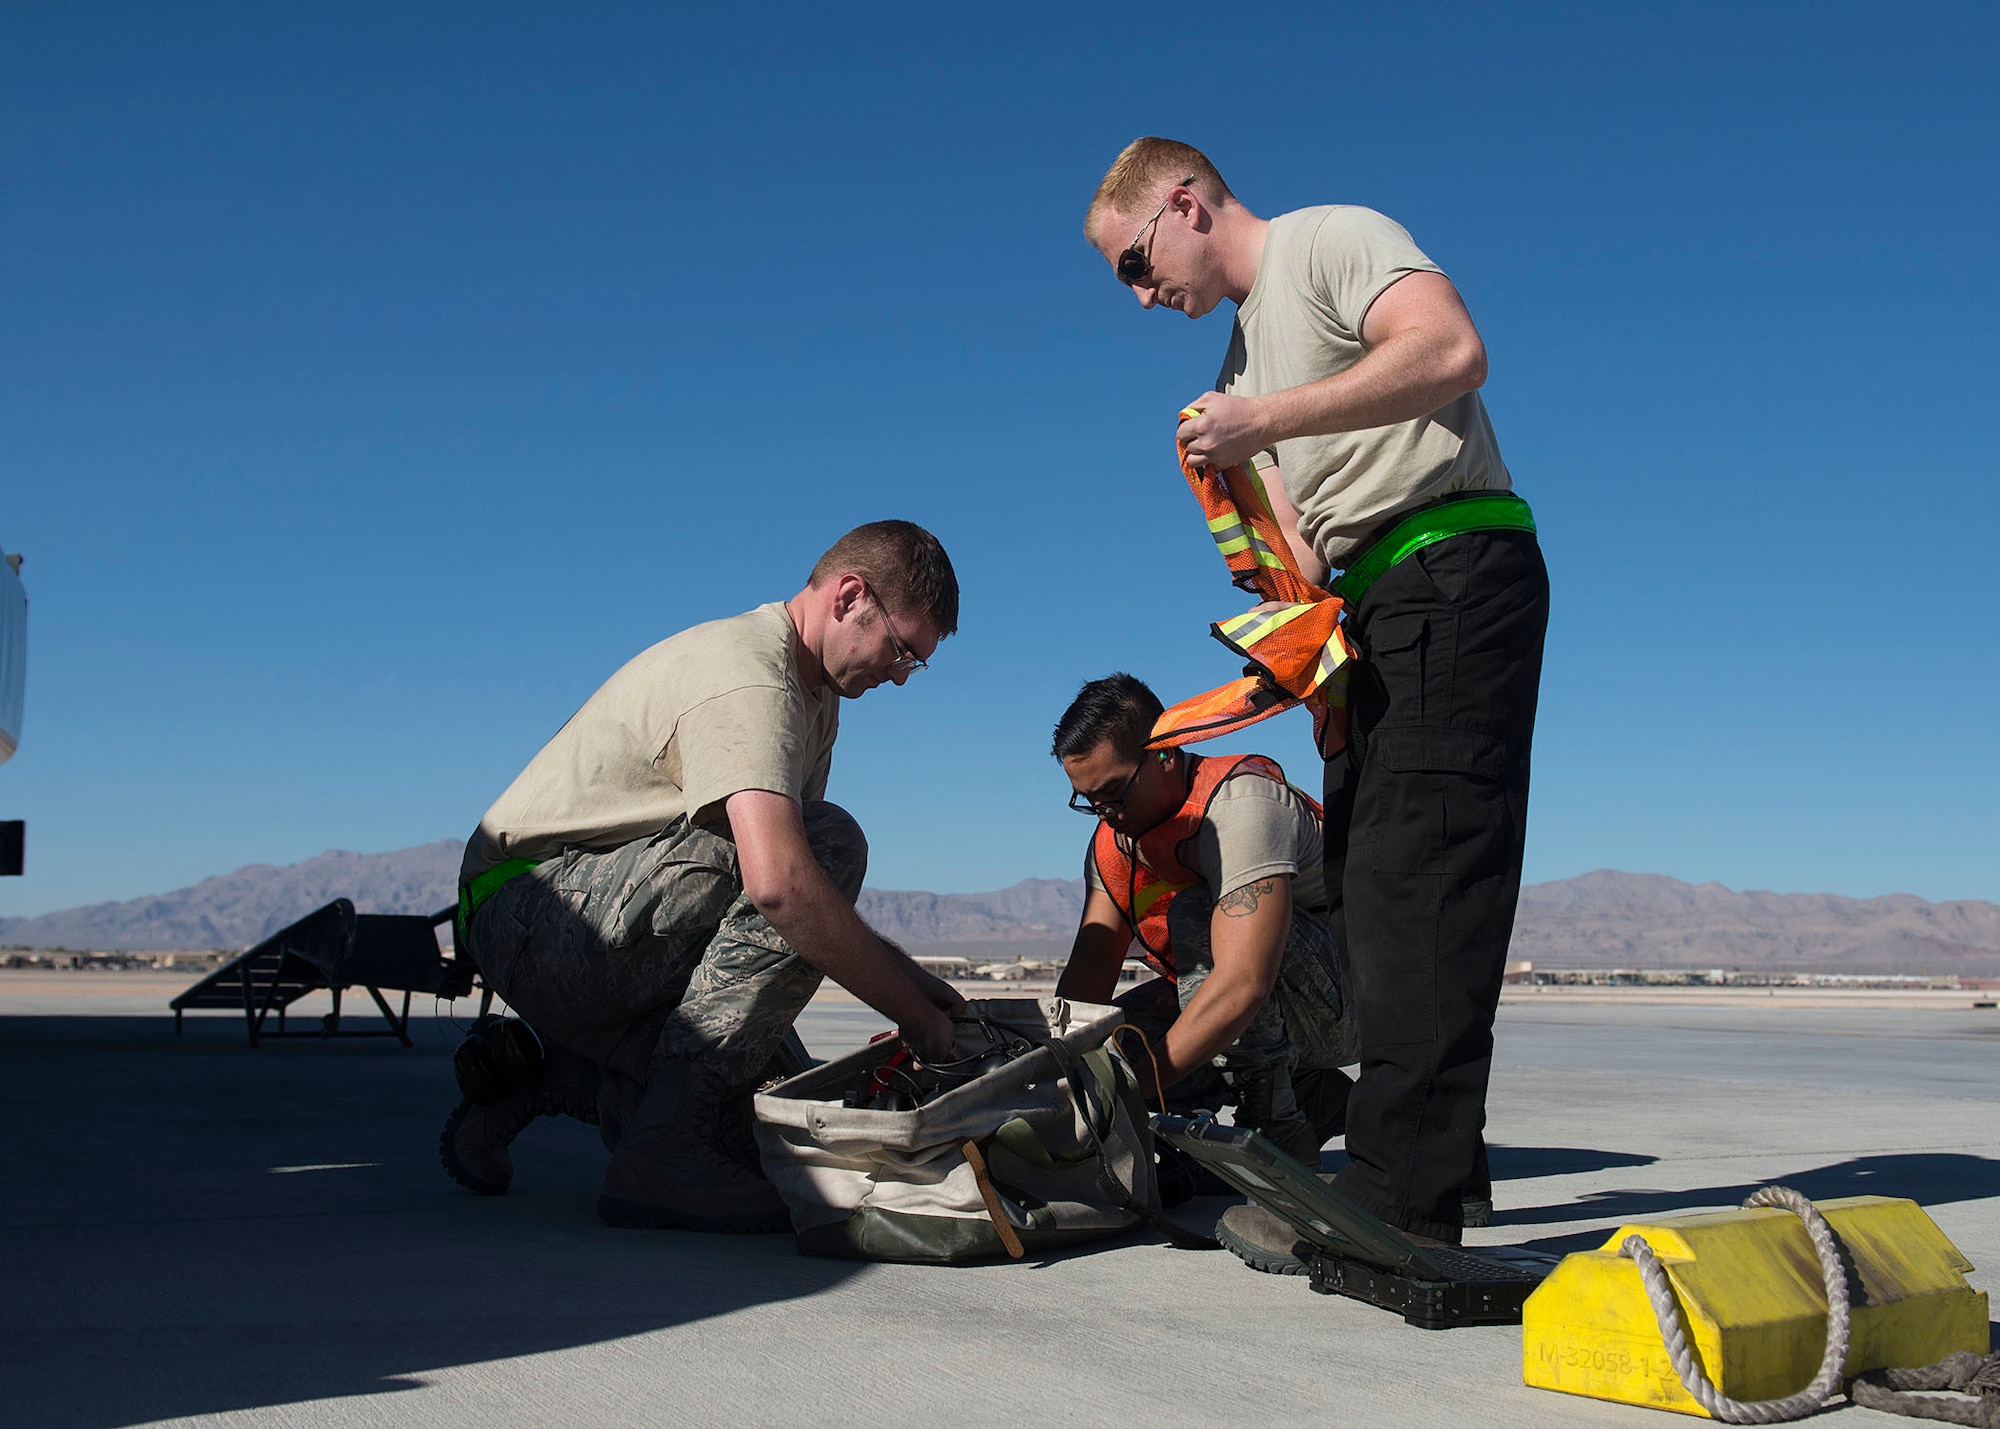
[1085,137,1231,245]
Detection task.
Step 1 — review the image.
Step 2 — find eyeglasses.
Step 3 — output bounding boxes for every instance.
[1067,757,1150,816]
[1116,175,1197,287]
[862,582,928,675]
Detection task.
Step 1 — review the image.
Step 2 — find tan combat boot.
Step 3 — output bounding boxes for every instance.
[439,1047,601,1196]
[1218,1173,1461,1275]
[596,1060,790,1234]
[439,1091,543,1196]
[1216,1198,1318,1275]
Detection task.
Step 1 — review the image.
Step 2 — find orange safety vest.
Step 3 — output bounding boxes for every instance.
[1090,752,1321,981]
[1147,412,1356,758]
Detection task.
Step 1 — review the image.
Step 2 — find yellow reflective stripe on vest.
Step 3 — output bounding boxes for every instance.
[1217,603,1350,697]
[1206,510,1254,555]
[1313,641,1347,688]
[1164,412,1355,758]
[1132,876,1194,922]
[1217,601,1316,650]
[1206,512,1288,570]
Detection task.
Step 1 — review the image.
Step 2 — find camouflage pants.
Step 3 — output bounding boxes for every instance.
[1114,886,1356,1130]
[467,802,867,1095]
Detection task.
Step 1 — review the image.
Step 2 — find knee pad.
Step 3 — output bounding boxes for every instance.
[453,1015,546,1105]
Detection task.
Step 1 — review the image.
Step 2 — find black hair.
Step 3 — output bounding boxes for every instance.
[1051,673,1165,765]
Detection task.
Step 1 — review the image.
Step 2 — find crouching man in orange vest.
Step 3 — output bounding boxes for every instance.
[1052,673,1356,1174]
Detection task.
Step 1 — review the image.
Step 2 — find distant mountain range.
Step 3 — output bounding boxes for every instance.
[3,842,1998,975]
[856,879,1085,943]
[1511,869,2000,975]
[0,843,467,954]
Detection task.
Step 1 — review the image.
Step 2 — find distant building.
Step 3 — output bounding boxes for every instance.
[907,953,1156,985]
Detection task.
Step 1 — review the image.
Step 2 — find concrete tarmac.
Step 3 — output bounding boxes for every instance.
[2,983,1995,1428]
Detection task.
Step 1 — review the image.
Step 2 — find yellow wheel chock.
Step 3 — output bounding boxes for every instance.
[1523,1192,1989,1417]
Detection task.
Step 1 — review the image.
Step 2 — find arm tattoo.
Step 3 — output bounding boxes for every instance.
[1217,878,1281,918]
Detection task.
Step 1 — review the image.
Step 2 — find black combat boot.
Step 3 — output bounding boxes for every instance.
[1460,1135,1494,1226]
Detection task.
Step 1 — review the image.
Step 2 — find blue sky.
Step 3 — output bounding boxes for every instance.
[4,2,1996,916]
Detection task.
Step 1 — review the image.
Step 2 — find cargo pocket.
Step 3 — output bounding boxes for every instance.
[537,847,625,956]
[547,831,739,954]
[625,829,742,954]
[1367,726,1518,879]
[1353,613,1430,726]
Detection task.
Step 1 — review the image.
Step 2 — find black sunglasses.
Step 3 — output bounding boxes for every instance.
[1116,175,1197,287]
[1066,751,1165,816]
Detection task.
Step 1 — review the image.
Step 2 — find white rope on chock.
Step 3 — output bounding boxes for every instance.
[1619,1185,1851,1424]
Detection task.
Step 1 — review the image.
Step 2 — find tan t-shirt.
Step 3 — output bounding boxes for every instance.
[1085,768,1327,913]
[1218,205,1512,568]
[460,602,839,882]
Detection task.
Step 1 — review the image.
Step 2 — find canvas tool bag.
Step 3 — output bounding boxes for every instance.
[754,996,1208,1263]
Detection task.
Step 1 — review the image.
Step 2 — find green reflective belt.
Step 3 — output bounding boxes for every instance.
[1332,492,1537,608]
[455,857,542,946]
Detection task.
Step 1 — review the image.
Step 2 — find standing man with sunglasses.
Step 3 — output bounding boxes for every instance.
[1052,674,1354,1192]
[1083,139,1550,1254]
[445,520,966,1234]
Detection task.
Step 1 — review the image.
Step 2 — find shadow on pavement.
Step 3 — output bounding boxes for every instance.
[1487,1145,1658,1180]
[1306,1143,1656,1183]
[1499,1152,2000,1240]
[0,1014,869,1428]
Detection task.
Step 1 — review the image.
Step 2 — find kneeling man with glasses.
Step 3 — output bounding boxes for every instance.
[1052,674,1354,1182]
[447,521,965,1234]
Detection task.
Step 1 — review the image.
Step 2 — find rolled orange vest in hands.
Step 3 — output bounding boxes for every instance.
[1149,412,1354,758]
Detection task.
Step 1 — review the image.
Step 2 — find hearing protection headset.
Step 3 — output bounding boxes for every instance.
[452,1014,546,1105]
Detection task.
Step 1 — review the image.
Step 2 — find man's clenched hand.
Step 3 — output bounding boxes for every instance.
[1177,391,1273,472]
[890,942,965,1062]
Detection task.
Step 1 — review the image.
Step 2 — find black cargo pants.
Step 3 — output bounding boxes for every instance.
[1324,526,1549,1242]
